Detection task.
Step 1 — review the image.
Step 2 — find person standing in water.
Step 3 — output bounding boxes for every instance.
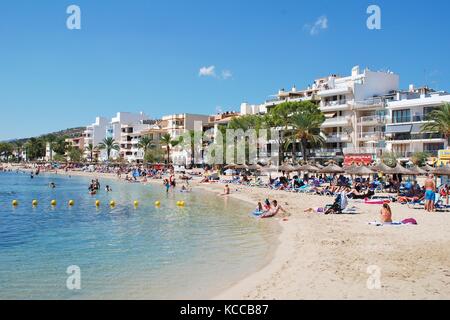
[424,174,436,213]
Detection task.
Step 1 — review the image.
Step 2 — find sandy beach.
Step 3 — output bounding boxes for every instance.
[4,164,450,300]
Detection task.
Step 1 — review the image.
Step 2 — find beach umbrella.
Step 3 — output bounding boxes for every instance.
[261,165,279,173]
[299,164,320,173]
[408,166,427,176]
[224,164,237,170]
[319,163,345,174]
[247,164,262,171]
[279,164,296,172]
[344,164,358,174]
[292,164,303,171]
[315,163,324,169]
[352,165,375,176]
[235,164,248,170]
[422,164,434,172]
[432,165,450,176]
[384,164,415,175]
[372,162,392,173]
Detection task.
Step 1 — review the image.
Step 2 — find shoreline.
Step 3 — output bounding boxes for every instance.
[3,164,450,299]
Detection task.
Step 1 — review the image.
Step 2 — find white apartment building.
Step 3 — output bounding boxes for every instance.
[84,117,109,151]
[385,86,450,160]
[162,113,210,165]
[240,66,400,162]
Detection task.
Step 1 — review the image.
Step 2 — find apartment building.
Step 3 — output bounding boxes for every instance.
[240,66,400,163]
[65,136,85,151]
[83,117,109,153]
[161,113,210,165]
[385,86,450,160]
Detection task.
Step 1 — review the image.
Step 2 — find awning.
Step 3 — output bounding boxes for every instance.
[324,113,337,118]
[385,124,412,134]
[412,123,431,134]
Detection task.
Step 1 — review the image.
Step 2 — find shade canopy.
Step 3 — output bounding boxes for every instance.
[372,162,393,173]
[432,166,450,176]
[349,165,375,176]
[319,163,345,174]
[408,166,427,175]
[279,164,296,172]
[246,164,262,171]
[299,164,320,172]
[384,164,415,175]
[422,164,434,172]
[262,165,279,173]
[224,164,247,170]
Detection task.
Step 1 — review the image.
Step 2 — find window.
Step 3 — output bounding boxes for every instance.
[392,109,411,123]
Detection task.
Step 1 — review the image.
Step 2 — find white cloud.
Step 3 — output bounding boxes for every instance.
[198,66,233,80]
[199,66,216,77]
[304,15,328,35]
[221,70,233,80]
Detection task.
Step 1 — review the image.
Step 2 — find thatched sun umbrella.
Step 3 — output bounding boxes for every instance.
[344,164,359,175]
[432,165,450,176]
[408,166,427,176]
[350,165,375,176]
[372,162,393,173]
[422,164,435,172]
[299,164,320,173]
[319,163,345,174]
[279,164,296,172]
[247,164,262,171]
[224,164,237,170]
[315,163,324,169]
[384,164,415,175]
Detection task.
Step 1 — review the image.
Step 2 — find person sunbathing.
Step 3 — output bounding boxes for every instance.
[380,203,393,223]
[261,200,287,218]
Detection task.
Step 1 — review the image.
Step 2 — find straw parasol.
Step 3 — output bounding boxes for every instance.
[422,164,435,172]
[315,163,324,169]
[224,164,247,170]
[372,162,392,173]
[432,165,450,176]
[408,166,427,176]
[279,164,296,172]
[247,164,262,171]
[319,163,345,174]
[299,164,320,173]
[344,164,358,174]
[261,165,279,173]
[350,165,375,176]
[384,164,415,175]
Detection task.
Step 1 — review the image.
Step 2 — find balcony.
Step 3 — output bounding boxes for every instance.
[325,133,351,143]
[311,149,344,158]
[386,133,445,142]
[321,116,352,128]
[343,147,381,155]
[349,97,384,110]
[317,86,352,97]
[320,100,349,112]
[359,132,384,142]
[358,115,386,126]
[387,114,429,124]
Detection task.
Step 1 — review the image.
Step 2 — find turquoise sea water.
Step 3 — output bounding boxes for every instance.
[0,171,279,300]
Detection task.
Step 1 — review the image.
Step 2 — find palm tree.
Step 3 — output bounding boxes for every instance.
[98,137,120,160]
[288,104,325,161]
[137,136,154,155]
[85,143,97,163]
[160,133,182,164]
[421,103,450,146]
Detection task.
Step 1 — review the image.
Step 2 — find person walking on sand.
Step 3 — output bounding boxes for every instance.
[424,174,436,213]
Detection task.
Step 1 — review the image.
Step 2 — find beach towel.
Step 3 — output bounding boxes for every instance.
[368,218,417,227]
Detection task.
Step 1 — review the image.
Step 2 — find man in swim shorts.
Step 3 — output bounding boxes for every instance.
[424,174,436,213]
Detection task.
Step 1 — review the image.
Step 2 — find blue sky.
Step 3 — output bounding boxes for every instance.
[0,0,449,140]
